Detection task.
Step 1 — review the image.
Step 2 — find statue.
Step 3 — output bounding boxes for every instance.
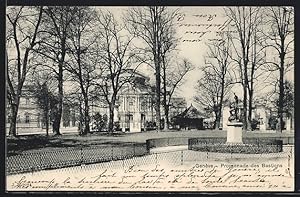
[227,93,243,145]
[234,93,239,120]
[228,93,241,122]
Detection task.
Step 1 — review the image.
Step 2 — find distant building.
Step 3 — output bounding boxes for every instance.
[114,71,155,132]
[7,71,187,134]
[6,85,42,135]
[172,104,205,130]
[92,70,187,132]
[168,97,187,119]
[221,98,294,131]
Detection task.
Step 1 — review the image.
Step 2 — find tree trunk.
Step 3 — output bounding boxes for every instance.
[46,96,49,136]
[277,66,284,133]
[248,89,253,129]
[153,7,161,132]
[53,63,63,135]
[52,110,61,135]
[218,76,225,130]
[108,103,114,134]
[214,111,220,130]
[44,110,49,136]
[242,83,248,131]
[78,98,84,135]
[83,96,90,135]
[164,106,170,130]
[162,61,168,131]
[215,117,220,130]
[9,98,19,137]
[155,53,161,131]
[45,115,49,136]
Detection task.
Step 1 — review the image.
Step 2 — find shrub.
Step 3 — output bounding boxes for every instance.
[114,121,121,131]
[93,113,108,132]
[268,116,285,130]
[251,119,260,130]
[268,116,277,130]
[145,121,156,130]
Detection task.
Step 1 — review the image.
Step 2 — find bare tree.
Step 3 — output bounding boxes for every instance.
[247,14,267,126]
[95,10,140,134]
[6,6,43,137]
[196,34,233,129]
[159,18,181,130]
[162,58,194,130]
[272,80,294,122]
[264,7,294,132]
[29,70,57,136]
[126,6,178,131]
[35,6,78,135]
[225,7,264,130]
[194,72,223,129]
[66,7,97,135]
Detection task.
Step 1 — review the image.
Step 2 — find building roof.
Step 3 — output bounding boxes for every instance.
[174,104,206,119]
[125,68,150,82]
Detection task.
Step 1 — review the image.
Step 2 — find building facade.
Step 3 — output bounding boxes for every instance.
[117,86,154,132]
[7,72,187,135]
[221,99,294,131]
[6,86,42,135]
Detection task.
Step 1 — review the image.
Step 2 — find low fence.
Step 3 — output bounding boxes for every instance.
[7,136,294,175]
[7,146,293,177]
[146,136,293,151]
[6,143,147,175]
[261,136,294,144]
[188,138,283,153]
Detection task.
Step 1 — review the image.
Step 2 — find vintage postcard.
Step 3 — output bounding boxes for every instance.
[5,6,294,192]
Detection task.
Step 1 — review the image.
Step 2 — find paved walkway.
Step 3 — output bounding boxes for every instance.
[149,145,188,154]
[6,127,78,136]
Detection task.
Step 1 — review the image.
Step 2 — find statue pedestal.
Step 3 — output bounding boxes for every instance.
[226,122,243,144]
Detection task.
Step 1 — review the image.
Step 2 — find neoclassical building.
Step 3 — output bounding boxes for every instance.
[6,85,43,135]
[90,70,187,133]
[117,80,155,132]
[221,98,294,131]
[7,71,187,135]
[115,71,187,132]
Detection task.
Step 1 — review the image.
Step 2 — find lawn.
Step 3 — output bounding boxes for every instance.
[7,129,294,154]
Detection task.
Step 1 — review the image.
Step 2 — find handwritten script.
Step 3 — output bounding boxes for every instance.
[177,10,232,43]
[8,161,293,191]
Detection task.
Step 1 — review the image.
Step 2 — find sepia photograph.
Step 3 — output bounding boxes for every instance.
[5,5,295,192]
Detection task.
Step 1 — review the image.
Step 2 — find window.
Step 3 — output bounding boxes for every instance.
[128,101,134,112]
[25,98,30,105]
[125,114,133,122]
[37,113,40,128]
[25,113,30,123]
[141,101,147,111]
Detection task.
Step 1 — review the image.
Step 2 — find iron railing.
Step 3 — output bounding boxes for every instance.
[6,143,147,175]
[188,138,283,153]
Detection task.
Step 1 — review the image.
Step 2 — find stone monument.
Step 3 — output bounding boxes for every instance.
[226,93,243,144]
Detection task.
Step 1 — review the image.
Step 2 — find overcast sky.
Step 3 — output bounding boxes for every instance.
[101,6,230,105]
[7,6,294,108]
[100,6,294,107]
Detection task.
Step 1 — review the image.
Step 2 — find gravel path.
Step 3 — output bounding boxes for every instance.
[7,147,294,192]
